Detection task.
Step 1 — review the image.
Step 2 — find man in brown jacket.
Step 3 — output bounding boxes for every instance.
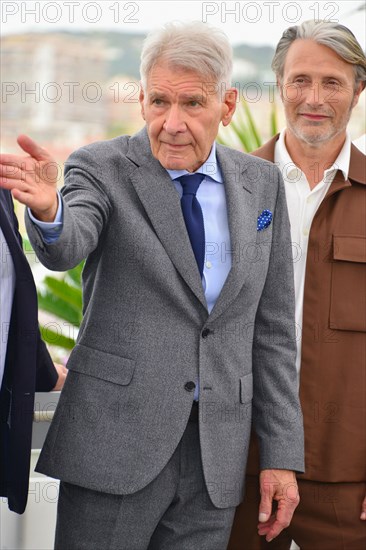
[229,20,366,550]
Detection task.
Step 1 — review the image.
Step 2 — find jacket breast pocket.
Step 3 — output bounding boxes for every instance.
[329,235,366,332]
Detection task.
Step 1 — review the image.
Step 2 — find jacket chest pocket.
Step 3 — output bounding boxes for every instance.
[330,235,366,332]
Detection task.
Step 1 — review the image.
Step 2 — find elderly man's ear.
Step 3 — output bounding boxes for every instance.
[139,86,146,120]
[221,88,238,126]
[352,81,364,108]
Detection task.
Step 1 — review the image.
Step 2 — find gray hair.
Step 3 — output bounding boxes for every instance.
[272,20,366,89]
[140,21,233,93]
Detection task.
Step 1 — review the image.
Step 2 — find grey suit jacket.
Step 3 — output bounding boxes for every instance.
[26,127,304,508]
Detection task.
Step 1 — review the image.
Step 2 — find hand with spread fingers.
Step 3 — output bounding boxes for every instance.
[257,469,300,542]
[0,135,59,222]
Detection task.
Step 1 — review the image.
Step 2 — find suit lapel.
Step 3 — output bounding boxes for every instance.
[126,128,207,309]
[125,130,264,318]
[0,189,32,276]
[208,145,258,323]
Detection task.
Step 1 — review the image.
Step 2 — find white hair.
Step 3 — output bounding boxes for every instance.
[140,21,233,92]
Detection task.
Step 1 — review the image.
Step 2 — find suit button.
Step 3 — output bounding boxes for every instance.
[184,381,196,392]
[201,328,213,338]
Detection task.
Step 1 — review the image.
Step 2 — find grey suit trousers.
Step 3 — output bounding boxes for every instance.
[55,411,236,550]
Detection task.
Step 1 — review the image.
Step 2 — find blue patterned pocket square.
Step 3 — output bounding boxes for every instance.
[257,209,273,231]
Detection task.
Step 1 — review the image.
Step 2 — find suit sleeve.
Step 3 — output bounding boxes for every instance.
[35,331,58,391]
[252,168,305,473]
[8,193,23,248]
[25,146,111,271]
[6,191,59,392]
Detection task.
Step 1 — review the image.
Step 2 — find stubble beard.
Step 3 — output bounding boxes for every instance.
[286,101,355,147]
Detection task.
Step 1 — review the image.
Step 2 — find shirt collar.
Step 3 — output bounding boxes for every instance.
[275,129,351,182]
[166,142,223,183]
[330,132,351,181]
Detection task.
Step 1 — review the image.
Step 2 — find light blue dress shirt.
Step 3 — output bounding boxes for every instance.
[29,142,232,399]
[167,143,232,314]
[28,192,63,243]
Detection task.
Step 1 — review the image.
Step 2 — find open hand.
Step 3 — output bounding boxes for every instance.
[0,135,59,221]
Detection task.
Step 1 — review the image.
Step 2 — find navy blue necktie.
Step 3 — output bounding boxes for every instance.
[177,173,205,277]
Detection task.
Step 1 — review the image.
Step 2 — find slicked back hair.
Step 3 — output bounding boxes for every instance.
[272,20,366,89]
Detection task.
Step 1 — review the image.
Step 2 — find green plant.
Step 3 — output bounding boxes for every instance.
[37,262,84,351]
[22,236,83,353]
[218,99,278,151]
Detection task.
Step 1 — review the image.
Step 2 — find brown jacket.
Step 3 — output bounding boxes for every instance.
[246,134,366,482]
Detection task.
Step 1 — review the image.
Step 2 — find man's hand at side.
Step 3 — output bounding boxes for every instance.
[0,135,59,221]
[361,492,366,521]
[257,469,300,542]
[52,363,68,391]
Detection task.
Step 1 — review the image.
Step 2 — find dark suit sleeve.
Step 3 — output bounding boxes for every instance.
[4,190,59,392]
[35,330,58,391]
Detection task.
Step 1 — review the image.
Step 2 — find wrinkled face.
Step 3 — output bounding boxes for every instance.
[139,63,237,172]
[280,39,363,145]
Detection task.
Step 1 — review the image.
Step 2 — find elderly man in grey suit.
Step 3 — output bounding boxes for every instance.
[0,22,304,550]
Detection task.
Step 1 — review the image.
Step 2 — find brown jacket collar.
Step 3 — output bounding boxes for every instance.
[251,133,366,186]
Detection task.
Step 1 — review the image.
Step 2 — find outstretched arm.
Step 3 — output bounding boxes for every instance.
[2,136,111,271]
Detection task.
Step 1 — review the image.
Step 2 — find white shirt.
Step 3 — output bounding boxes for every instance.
[353,133,366,154]
[274,130,351,374]
[0,227,16,388]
